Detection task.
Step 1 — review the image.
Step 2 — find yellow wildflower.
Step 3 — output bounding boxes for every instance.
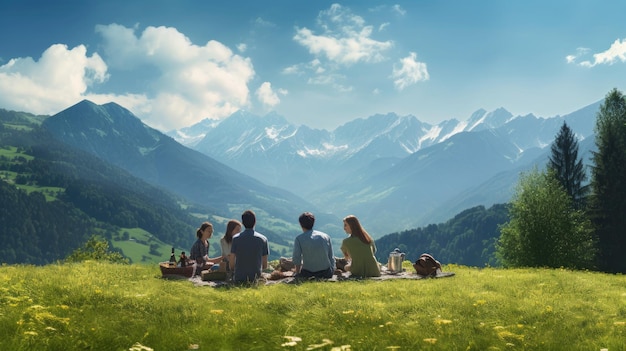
[307,339,333,350]
[283,336,302,342]
[128,342,153,351]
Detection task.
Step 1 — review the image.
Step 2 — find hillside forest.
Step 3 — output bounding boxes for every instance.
[0,110,198,264]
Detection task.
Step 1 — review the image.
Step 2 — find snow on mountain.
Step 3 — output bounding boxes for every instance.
[166,118,219,147]
[466,107,514,131]
[173,106,578,173]
[164,100,599,233]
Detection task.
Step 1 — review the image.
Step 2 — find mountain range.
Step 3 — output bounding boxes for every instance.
[41,100,341,244]
[1,98,601,265]
[167,101,600,234]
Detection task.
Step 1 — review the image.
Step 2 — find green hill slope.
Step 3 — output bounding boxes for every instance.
[375,204,509,266]
[1,263,624,350]
[0,109,201,264]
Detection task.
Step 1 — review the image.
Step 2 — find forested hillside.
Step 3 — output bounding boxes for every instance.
[0,109,199,264]
[1,106,512,267]
[375,204,509,267]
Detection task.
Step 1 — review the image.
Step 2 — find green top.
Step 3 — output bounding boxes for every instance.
[341,235,381,277]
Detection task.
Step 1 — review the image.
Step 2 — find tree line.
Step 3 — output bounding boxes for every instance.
[375,204,508,266]
[497,88,626,273]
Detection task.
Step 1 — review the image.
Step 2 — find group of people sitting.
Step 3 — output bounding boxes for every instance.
[188,210,381,283]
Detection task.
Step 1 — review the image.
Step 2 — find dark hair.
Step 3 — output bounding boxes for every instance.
[299,212,315,230]
[343,215,373,245]
[196,222,213,239]
[223,219,242,244]
[241,210,256,229]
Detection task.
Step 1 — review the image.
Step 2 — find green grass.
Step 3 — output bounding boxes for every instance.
[13,184,64,201]
[2,263,626,351]
[0,146,63,201]
[3,123,36,131]
[112,228,188,264]
[0,146,34,160]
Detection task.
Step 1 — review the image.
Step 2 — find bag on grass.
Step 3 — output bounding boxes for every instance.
[413,253,442,277]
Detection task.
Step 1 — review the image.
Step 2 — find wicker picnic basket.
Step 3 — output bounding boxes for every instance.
[159,262,196,278]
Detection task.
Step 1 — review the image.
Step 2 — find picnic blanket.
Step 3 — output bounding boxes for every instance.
[188,269,455,288]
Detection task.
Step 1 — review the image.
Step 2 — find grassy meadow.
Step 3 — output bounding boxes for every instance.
[1,262,626,351]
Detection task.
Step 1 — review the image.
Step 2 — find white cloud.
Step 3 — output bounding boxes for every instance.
[307,72,352,92]
[391,52,429,90]
[237,43,247,53]
[293,4,393,66]
[392,4,406,16]
[95,24,256,130]
[0,44,108,115]
[282,64,303,75]
[565,47,590,65]
[590,38,626,66]
[283,59,326,76]
[255,82,282,108]
[567,40,626,67]
[565,55,577,64]
[0,24,259,131]
[290,4,393,93]
[255,17,276,28]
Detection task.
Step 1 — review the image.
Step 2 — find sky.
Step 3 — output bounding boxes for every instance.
[1,0,626,132]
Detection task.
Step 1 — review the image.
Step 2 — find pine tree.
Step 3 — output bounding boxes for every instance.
[548,121,588,209]
[590,88,626,273]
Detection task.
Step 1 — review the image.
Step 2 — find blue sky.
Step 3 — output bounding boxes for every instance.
[1,1,625,131]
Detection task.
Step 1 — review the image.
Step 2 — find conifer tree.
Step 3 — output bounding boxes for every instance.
[548,122,588,209]
[590,88,626,273]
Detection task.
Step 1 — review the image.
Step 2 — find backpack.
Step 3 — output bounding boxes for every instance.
[413,253,442,277]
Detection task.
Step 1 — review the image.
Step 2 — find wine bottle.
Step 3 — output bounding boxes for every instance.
[169,247,177,266]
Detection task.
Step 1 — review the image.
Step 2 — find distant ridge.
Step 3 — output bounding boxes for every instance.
[167,100,600,234]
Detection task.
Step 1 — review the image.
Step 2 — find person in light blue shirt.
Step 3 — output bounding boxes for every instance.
[292,212,336,279]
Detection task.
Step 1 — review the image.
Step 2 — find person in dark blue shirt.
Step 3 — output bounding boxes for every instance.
[231,210,269,283]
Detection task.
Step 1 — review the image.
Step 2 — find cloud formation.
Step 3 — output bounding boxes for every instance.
[293,4,393,66]
[289,4,394,92]
[391,52,429,90]
[567,39,626,67]
[0,23,264,131]
[95,24,257,130]
[0,44,108,115]
[255,82,286,109]
[290,4,428,93]
[391,4,406,16]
